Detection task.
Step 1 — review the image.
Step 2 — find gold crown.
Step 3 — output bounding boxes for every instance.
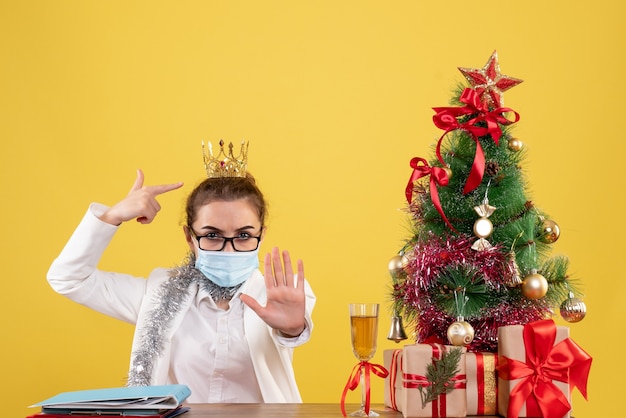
[202,140,249,178]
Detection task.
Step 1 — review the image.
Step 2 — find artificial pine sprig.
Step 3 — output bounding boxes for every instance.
[418,347,463,407]
[540,255,580,304]
[433,265,488,318]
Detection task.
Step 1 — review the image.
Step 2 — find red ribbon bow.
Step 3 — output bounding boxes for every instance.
[498,319,592,418]
[340,361,389,417]
[405,157,455,231]
[432,88,520,194]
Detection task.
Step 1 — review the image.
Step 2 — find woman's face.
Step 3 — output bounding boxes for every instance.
[185,199,263,254]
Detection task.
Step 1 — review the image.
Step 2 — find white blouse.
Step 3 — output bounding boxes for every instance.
[168,287,264,403]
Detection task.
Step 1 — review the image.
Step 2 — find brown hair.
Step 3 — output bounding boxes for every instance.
[185,173,267,227]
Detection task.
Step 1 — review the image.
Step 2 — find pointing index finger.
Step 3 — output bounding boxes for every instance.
[147,181,184,197]
[130,169,183,197]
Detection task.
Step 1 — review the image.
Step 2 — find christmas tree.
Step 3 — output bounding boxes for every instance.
[389,51,587,353]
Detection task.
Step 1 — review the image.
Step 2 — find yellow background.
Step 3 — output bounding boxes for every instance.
[1,1,624,417]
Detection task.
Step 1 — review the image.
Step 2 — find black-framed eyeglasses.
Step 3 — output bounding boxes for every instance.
[191,231,262,252]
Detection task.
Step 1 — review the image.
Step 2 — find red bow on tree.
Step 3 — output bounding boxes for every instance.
[405,157,455,231]
[432,88,520,194]
[498,320,592,418]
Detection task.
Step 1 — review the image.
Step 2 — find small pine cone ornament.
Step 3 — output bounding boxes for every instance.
[485,161,500,178]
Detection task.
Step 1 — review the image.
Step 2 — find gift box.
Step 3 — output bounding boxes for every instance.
[497,320,592,418]
[465,352,498,415]
[384,349,405,412]
[401,344,467,417]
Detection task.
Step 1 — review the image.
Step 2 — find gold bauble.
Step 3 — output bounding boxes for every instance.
[560,292,587,323]
[473,217,494,239]
[538,219,560,244]
[508,137,523,152]
[443,167,453,180]
[388,254,409,279]
[447,320,475,346]
[521,271,548,299]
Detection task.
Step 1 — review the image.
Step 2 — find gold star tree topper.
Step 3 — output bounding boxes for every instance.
[458,50,523,109]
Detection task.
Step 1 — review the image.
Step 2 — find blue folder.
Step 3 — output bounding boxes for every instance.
[30,384,191,415]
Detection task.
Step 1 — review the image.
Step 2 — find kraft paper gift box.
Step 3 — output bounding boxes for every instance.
[401,344,467,418]
[384,348,405,412]
[465,352,498,416]
[497,320,592,418]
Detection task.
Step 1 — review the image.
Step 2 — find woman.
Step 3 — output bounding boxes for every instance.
[47,167,315,403]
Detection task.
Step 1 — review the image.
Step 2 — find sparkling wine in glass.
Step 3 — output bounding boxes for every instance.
[349,303,380,417]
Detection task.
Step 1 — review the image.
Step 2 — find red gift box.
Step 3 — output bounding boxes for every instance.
[401,344,467,417]
[465,352,498,415]
[497,320,592,418]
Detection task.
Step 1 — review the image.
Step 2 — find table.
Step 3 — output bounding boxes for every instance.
[184,403,399,417]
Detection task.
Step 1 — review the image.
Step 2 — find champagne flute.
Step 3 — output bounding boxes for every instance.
[349,303,380,417]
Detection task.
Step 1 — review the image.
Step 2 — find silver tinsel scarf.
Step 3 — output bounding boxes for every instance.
[127,254,243,386]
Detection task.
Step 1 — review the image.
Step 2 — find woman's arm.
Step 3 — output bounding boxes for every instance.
[47,203,149,324]
[47,170,183,323]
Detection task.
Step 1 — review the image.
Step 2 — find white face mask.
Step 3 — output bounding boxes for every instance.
[194,248,260,287]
